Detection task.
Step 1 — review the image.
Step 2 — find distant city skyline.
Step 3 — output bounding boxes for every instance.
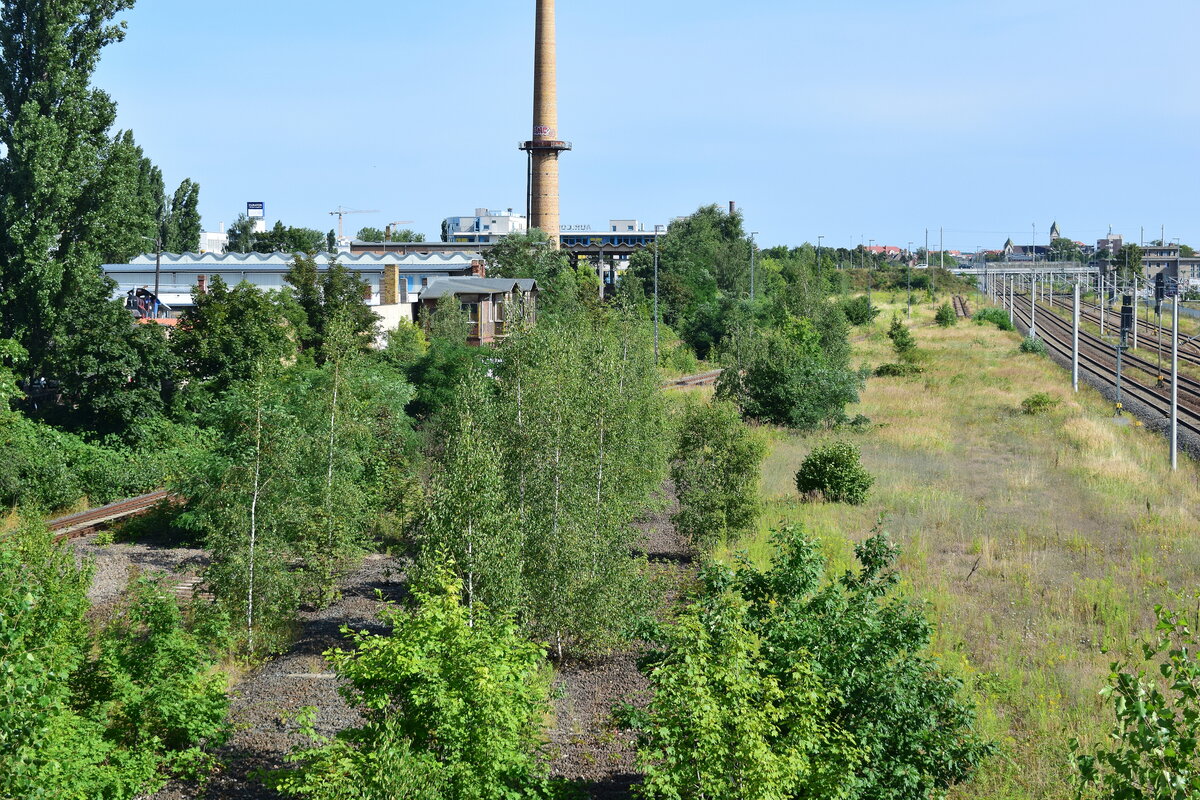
[94,0,1198,252]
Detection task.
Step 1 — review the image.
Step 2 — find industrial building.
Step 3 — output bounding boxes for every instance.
[103,251,489,331]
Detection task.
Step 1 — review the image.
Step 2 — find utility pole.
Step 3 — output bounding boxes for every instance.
[1008,275,1014,327]
[868,239,874,309]
[1030,273,1037,339]
[907,241,913,317]
[653,224,663,364]
[1072,282,1080,392]
[1171,293,1179,470]
[749,231,758,301]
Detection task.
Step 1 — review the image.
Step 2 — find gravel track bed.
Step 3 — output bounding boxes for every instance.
[148,554,406,800]
[549,490,695,800]
[70,530,209,608]
[145,491,690,800]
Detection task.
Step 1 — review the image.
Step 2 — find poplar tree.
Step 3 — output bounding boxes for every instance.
[163,177,201,252]
[0,0,136,378]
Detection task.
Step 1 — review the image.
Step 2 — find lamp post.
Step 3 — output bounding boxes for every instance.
[749,231,759,301]
[653,224,663,364]
[867,239,874,308]
[816,234,824,291]
[907,241,913,316]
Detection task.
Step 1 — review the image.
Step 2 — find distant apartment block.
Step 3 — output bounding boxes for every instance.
[442,208,527,244]
[199,223,228,254]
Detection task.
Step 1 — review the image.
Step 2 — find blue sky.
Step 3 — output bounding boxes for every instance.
[94,0,1198,252]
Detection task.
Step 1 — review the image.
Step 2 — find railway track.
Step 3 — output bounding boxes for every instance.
[667,369,723,388]
[1066,301,1200,369]
[47,490,170,542]
[1010,296,1200,439]
[952,295,972,318]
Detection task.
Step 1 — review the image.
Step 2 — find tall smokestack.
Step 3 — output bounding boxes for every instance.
[520,0,571,246]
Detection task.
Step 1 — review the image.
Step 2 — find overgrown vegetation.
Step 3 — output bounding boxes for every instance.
[872,362,923,377]
[265,568,561,800]
[886,314,918,362]
[935,302,957,327]
[841,294,880,326]
[0,522,228,799]
[1020,391,1060,415]
[1073,604,1200,799]
[626,527,993,800]
[972,307,1014,331]
[1019,336,1049,355]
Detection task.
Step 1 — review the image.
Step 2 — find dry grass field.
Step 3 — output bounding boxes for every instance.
[718,294,1200,800]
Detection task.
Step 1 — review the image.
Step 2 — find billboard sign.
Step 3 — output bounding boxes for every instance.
[247,202,265,219]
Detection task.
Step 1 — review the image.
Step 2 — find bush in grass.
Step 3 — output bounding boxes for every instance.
[935,303,957,327]
[1020,392,1060,415]
[972,307,1014,331]
[886,314,917,362]
[664,342,699,375]
[1019,336,1048,356]
[840,295,880,326]
[795,441,873,505]
[873,362,924,377]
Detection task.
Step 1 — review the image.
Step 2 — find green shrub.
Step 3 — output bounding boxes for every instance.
[972,307,1014,331]
[840,295,880,326]
[1074,605,1200,799]
[886,314,917,361]
[671,398,766,552]
[795,441,874,505]
[716,323,865,431]
[0,523,228,800]
[0,415,196,511]
[265,567,560,800]
[1020,391,1060,415]
[665,342,699,375]
[873,362,924,377]
[626,527,993,800]
[623,579,859,800]
[1019,336,1048,355]
[935,303,957,327]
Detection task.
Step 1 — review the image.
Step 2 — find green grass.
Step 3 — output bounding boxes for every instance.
[717,295,1200,800]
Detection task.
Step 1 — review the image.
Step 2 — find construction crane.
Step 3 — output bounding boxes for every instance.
[385,220,415,241]
[328,206,380,241]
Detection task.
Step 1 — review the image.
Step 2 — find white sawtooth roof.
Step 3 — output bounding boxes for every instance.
[108,251,478,272]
